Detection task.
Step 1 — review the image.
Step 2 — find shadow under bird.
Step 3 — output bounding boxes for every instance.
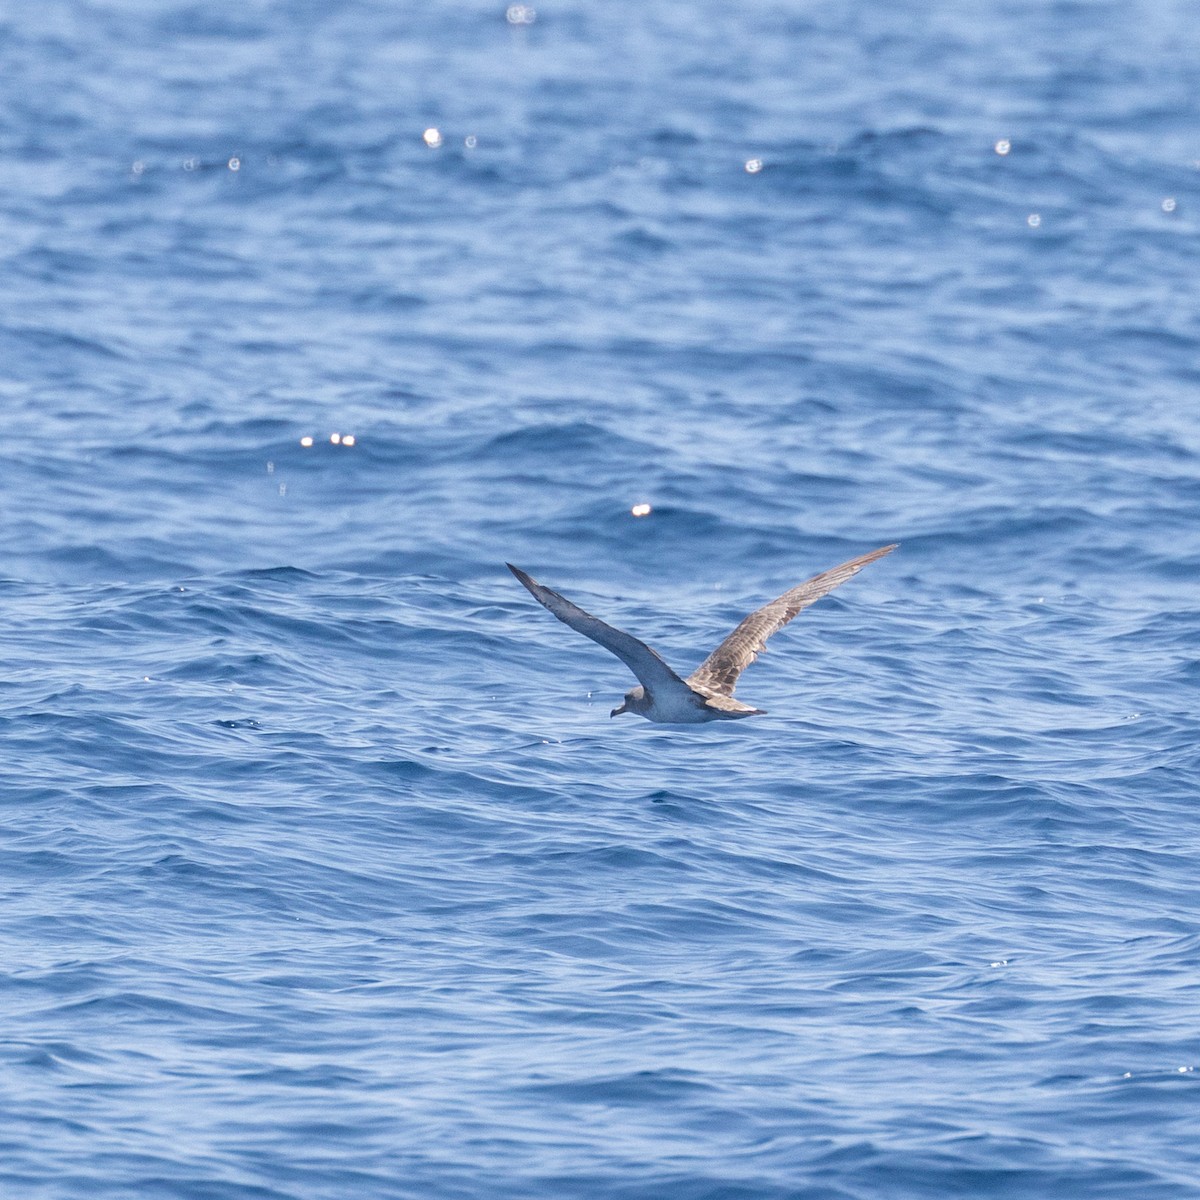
[506,544,897,724]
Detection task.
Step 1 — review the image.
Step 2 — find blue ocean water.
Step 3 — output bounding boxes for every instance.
[2,1,1199,1197]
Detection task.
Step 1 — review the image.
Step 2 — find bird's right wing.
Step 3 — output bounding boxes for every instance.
[687,544,897,696]
[507,564,691,695]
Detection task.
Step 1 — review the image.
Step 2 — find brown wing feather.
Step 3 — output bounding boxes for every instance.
[686,544,897,696]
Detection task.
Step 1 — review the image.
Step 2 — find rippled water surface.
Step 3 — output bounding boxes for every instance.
[2,2,1199,1197]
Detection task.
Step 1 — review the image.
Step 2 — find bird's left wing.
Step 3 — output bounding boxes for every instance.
[507,564,690,695]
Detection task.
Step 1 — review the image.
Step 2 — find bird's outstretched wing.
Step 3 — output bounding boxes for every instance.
[507,564,691,696]
[686,544,897,696]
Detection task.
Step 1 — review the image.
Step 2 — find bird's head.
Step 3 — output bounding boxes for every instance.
[611,685,647,718]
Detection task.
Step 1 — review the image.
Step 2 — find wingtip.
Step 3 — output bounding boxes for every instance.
[860,542,899,566]
[506,562,544,598]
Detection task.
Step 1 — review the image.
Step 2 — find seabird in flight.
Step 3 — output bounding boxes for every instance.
[506,544,896,723]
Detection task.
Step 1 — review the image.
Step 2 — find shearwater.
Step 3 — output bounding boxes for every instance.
[506,545,896,724]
